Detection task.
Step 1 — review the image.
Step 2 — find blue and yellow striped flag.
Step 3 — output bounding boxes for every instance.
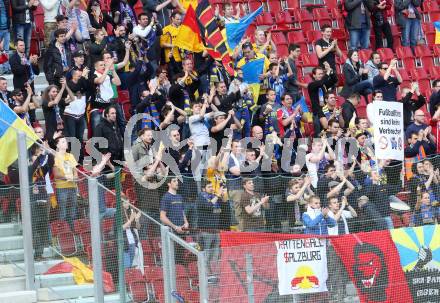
[0,101,39,174]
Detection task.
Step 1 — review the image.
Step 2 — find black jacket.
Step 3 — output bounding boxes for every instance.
[340,60,369,98]
[404,140,436,158]
[402,92,426,128]
[94,119,124,162]
[44,44,72,85]
[11,0,36,24]
[10,52,40,90]
[307,72,338,117]
[341,100,358,129]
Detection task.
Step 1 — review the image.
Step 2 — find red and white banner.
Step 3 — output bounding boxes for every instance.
[276,238,328,295]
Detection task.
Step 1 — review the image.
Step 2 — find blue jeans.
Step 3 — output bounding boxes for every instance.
[0,29,10,72]
[14,23,32,55]
[349,28,371,50]
[352,79,373,95]
[64,115,86,144]
[123,243,136,268]
[402,18,421,47]
[56,188,78,229]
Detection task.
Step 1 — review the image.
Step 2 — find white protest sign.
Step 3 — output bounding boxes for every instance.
[276,238,328,295]
[371,101,404,160]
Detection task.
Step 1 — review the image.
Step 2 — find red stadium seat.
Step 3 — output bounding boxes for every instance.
[377,47,395,62]
[50,220,77,256]
[299,53,319,67]
[285,0,300,10]
[293,9,314,31]
[125,268,150,302]
[287,31,308,53]
[358,49,372,63]
[395,46,416,69]
[141,240,157,267]
[104,190,116,208]
[428,66,440,78]
[73,219,91,252]
[398,69,411,82]
[306,30,322,44]
[410,68,430,80]
[256,12,274,26]
[325,0,338,10]
[423,0,440,13]
[414,45,435,69]
[268,0,283,13]
[312,8,333,28]
[390,25,402,48]
[249,1,264,12]
[101,218,114,241]
[422,22,436,45]
[429,11,440,23]
[271,31,288,45]
[274,11,293,30]
[277,44,289,57]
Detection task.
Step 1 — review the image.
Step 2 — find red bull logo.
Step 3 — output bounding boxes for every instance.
[290,266,319,290]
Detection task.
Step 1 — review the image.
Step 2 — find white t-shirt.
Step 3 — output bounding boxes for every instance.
[327,210,354,236]
[64,96,86,116]
[305,152,329,188]
[94,71,114,102]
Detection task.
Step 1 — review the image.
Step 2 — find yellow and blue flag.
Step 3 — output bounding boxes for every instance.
[293,96,310,113]
[434,21,440,44]
[0,101,39,174]
[242,58,265,103]
[225,6,263,52]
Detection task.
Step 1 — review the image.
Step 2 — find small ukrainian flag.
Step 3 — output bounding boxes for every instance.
[0,101,39,174]
[434,21,440,44]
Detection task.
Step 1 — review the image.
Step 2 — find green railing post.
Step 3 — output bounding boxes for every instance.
[114,168,126,302]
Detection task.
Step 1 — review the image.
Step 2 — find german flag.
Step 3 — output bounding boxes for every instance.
[174,5,205,53]
[196,0,234,75]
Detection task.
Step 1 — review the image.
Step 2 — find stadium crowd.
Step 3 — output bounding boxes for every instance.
[0,0,440,269]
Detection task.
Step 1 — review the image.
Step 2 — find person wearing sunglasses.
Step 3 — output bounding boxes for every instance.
[372,59,402,102]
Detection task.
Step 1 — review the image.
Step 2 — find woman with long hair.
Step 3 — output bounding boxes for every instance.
[340,50,373,100]
[42,79,67,140]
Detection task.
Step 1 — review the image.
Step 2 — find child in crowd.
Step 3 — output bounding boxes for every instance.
[413,189,437,226]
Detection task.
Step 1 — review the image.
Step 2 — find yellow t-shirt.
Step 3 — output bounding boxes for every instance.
[252,42,272,56]
[54,153,78,189]
[160,25,182,63]
[206,168,228,201]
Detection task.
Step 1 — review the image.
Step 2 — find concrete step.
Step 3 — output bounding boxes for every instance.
[38,293,129,303]
[0,273,75,293]
[37,284,95,301]
[37,273,75,289]
[0,247,58,264]
[0,248,26,263]
[0,290,37,303]
[0,259,63,278]
[0,235,23,251]
[0,276,26,292]
[0,223,21,237]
